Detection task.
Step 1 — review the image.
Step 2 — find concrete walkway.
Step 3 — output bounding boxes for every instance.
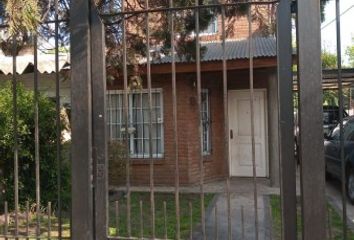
[111,178,280,239]
[191,179,279,240]
[326,178,354,230]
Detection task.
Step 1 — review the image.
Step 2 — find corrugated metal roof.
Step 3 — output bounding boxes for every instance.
[152,37,276,64]
[0,37,276,75]
[0,53,70,75]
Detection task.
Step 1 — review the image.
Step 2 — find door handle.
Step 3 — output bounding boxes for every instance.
[230,129,233,139]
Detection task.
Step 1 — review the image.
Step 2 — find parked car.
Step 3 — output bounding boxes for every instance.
[323,106,349,136]
[294,106,348,162]
[325,116,354,203]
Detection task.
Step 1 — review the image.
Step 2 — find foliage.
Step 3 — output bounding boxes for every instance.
[293,88,351,111]
[0,83,71,210]
[320,0,331,22]
[5,0,40,35]
[99,0,261,79]
[322,50,337,69]
[0,0,70,55]
[0,0,331,81]
[323,88,351,109]
[108,140,128,186]
[270,195,354,239]
[346,40,354,68]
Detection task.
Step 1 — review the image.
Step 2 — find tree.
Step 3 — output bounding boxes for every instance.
[346,41,354,68]
[322,50,337,69]
[0,83,71,209]
[0,0,330,63]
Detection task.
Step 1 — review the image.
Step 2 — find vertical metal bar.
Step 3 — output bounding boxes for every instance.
[26,201,29,240]
[122,3,132,237]
[276,0,297,239]
[169,0,180,238]
[155,95,159,158]
[91,2,108,240]
[109,94,113,140]
[12,34,19,240]
[115,201,119,236]
[221,5,232,240]
[163,201,167,240]
[241,206,245,240]
[297,0,327,238]
[327,206,333,239]
[350,85,353,115]
[139,200,143,239]
[140,91,144,159]
[54,0,62,238]
[48,202,52,240]
[195,2,206,239]
[214,205,218,240]
[145,1,156,237]
[115,201,120,236]
[70,0,94,238]
[4,201,8,240]
[189,201,193,240]
[248,5,259,240]
[335,0,347,238]
[33,32,41,240]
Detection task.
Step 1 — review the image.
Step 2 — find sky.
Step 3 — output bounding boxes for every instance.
[321,0,354,63]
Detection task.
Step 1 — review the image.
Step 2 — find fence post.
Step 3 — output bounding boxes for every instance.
[276,0,297,239]
[297,0,327,239]
[90,1,108,240]
[70,0,94,239]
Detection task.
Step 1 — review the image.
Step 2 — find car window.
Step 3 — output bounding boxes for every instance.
[323,112,330,124]
[323,107,348,124]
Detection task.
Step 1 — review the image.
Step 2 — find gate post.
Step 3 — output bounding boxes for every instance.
[276,0,297,239]
[70,0,94,239]
[90,2,108,240]
[297,0,327,239]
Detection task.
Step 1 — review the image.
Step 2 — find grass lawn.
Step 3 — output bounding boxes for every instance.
[270,195,354,240]
[0,215,71,239]
[0,192,214,239]
[108,192,215,239]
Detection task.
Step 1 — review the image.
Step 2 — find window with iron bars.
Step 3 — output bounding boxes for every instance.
[107,89,164,158]
[201,89,211,155]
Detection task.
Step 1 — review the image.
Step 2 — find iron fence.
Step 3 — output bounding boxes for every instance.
[0,0,69,239]
[0,0,354,239]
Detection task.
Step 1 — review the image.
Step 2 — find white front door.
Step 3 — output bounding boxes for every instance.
[228,90,268,177]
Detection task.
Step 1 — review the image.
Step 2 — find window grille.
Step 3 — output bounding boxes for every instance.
[201,89,211,155]
[107,89,164,158]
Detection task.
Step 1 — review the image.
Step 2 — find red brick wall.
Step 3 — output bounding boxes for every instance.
[108,68,275,186]
[200,5,275,42]
[124,1,274,44]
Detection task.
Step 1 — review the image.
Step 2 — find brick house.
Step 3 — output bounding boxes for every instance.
[107,6,281,187]
[0,5,281,187]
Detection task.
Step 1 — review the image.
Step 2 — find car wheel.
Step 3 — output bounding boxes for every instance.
[346,169,354,204]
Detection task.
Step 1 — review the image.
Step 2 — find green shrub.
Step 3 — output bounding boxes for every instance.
[0,82,70,210]
[108,140,128,186]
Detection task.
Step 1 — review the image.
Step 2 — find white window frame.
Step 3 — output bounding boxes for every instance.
[107,88,164,159]
[201,89,211,155]
[200,17,218,36]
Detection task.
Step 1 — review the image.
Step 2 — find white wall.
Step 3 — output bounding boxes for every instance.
[0,72,71,105]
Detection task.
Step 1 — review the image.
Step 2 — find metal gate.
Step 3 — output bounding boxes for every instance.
[0,0,353,239]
